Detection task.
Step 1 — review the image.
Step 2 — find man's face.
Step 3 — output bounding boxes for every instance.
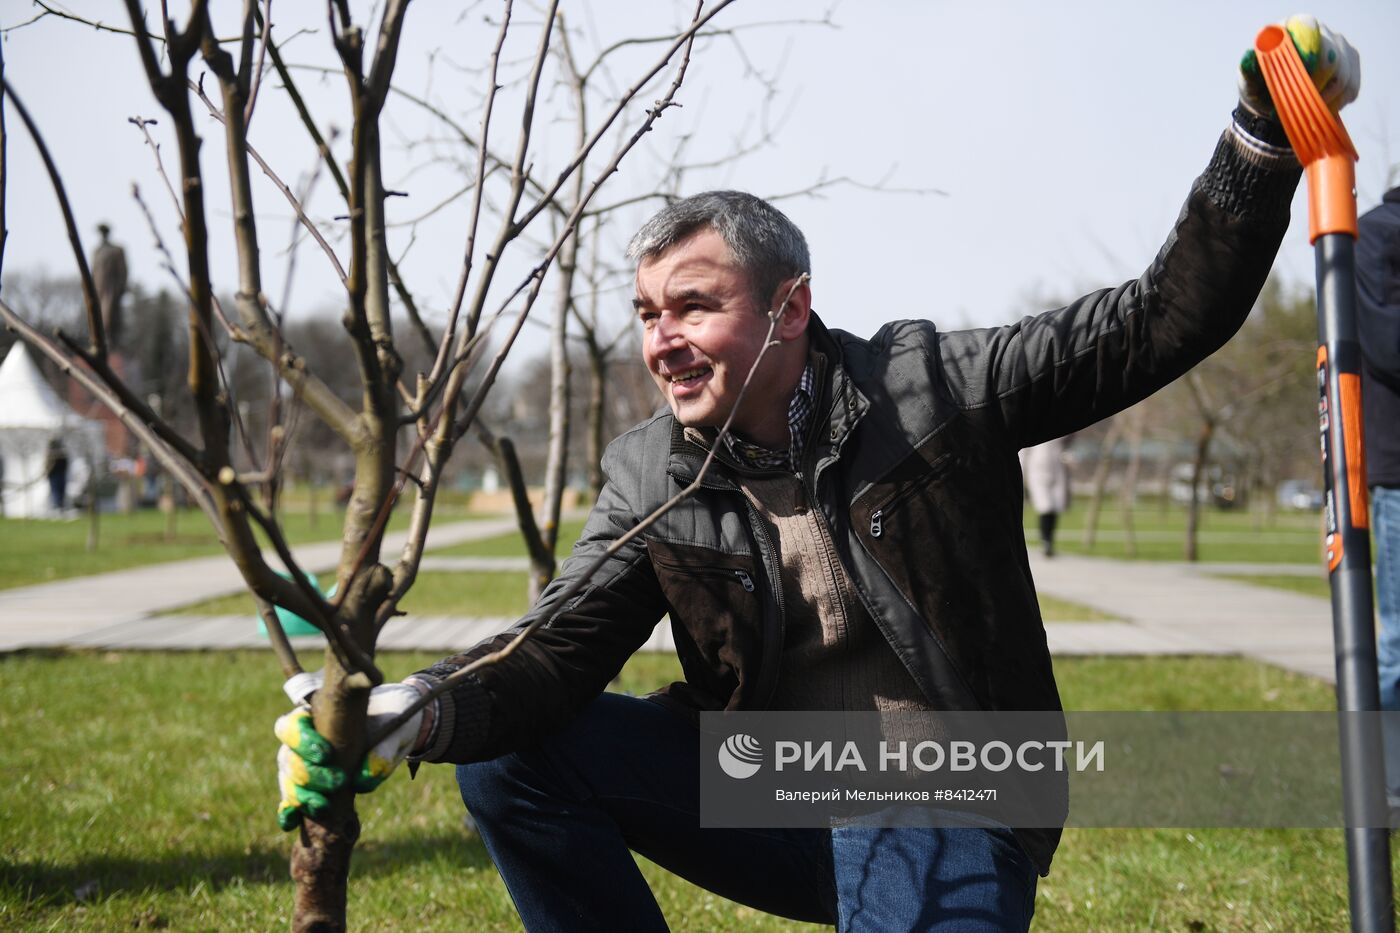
[634,229,779,440]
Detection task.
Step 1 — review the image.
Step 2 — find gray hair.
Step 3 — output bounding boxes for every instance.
[626,191,810,309]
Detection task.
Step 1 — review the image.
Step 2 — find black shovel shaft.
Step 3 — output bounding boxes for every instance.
[1316,232,1393,933]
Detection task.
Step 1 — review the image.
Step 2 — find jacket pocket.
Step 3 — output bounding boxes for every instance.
[867,451,957,538]
[646,538,767,710]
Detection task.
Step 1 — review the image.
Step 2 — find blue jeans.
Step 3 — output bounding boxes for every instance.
[456,692,1038,931]
[1374,487,1400,797]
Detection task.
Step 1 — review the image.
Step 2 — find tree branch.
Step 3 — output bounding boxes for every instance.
[1,78,105,358]
[0,301,213,509]
[189,78,348,284]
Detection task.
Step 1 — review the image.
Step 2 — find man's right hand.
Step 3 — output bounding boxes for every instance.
[274,683,427,831]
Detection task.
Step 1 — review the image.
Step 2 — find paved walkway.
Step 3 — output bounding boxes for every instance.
[0,531,1344,683]
[0,518,520,652]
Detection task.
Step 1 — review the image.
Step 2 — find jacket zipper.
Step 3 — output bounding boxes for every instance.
[866,453,956,539]
[652,555,756,592]
[743,497,786,707]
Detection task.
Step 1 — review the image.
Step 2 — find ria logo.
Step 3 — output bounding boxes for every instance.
[718,733,763,779]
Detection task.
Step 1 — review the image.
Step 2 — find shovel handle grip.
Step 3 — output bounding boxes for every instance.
[1254,24,1358,242]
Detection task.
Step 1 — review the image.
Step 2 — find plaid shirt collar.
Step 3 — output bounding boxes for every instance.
[724,362,816,472]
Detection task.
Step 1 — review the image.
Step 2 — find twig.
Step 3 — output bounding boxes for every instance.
[0,40,7,285]
[18,1,242,42]
[244,0,273,126]
[451,2,712,445]
[255,595,305,679]
[130,183,243,339]
[578,13,839,83]
[190,78,348,284]
[1,77,106,358]
[128,116,186,221]
[421,0,514,399]
[0,301,213,508]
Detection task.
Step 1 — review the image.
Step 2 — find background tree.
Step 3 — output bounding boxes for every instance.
[0,2,739,928]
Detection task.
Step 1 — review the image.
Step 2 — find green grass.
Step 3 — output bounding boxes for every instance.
[426,518,590,558]
[1,650,1380,931]
[1034,499,1323,564]
[1221,573,1332,600]
[0,500,482,592]
[1037,594,1119,622]
[1,495,1321,597]
[160,569,1111,625]
[160,571,533,618]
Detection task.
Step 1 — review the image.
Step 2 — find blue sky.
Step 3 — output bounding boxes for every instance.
[4,1,1398,355]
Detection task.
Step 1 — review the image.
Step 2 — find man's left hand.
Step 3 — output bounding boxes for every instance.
[274,683,426,831]
[1239,14,1360,115]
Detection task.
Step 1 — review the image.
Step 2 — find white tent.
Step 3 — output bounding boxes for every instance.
[0,342,105,517]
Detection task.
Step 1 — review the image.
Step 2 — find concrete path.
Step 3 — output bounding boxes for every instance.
[0,517,520,652]
[0,531,1344,684]
[1026,551,1336,682]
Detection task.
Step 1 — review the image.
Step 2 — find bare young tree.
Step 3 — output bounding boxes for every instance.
[0,2,744,928]
[1162,278,1316,560]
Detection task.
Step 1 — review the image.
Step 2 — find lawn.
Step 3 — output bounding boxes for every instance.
[1222,573,1332,600]
[426,517,590,558]
[0,650,1382,931]
[160,570,1113,624]
[1035,499,1323,564]
[161,571,533,619]
[0,500,480,592]
[441,505,1324,565]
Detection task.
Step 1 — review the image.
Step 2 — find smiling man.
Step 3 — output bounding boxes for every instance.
[634,210,813,452]
[275,17,1360,931]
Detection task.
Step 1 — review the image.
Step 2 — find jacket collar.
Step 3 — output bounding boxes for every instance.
[666,312,870,487]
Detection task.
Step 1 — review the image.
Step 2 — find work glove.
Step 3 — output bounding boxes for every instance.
[275,682,425,831]
[1239,14,1360,115]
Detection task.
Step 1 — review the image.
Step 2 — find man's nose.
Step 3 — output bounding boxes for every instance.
[649,312,685,354]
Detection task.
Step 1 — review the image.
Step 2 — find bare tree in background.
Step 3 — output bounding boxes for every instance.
[1163,278,1315,560]
[0,2,742,928]
[381,7,887,601]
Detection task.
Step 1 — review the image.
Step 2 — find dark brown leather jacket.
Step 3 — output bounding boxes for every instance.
[416,128,1300,874]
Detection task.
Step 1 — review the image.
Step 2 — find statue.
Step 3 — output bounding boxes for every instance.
[91,223,128,349]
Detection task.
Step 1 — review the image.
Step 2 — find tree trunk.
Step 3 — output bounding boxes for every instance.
[290,808,359,933]
[540,228,576,561]
[475,424,555,604]
[585,338,606,501]
[162,474,178,541]
[1081,420,1122,551]
[1120,406,1145,558]
[290,648,370,932]
[1185,419,1215,562]
[86,488,100,552]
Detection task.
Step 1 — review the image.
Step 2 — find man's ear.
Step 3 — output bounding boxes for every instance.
[771,277,812,342]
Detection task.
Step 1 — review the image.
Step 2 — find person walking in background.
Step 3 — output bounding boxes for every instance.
[1021,437,1072,557]
[44,438,68,513]
[1357,185,1400,807]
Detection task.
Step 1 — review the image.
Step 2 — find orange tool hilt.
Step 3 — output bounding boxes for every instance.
[1254,24,1358,242]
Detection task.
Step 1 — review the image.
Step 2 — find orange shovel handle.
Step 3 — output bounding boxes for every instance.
[1254,24,1358,242]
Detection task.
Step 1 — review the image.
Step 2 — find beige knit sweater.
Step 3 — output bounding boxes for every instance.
[737,473,930,714]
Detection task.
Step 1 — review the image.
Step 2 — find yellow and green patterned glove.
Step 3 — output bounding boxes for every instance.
[275,707,344,831]
[1239,14,1360,115]
[274,683,426,831]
